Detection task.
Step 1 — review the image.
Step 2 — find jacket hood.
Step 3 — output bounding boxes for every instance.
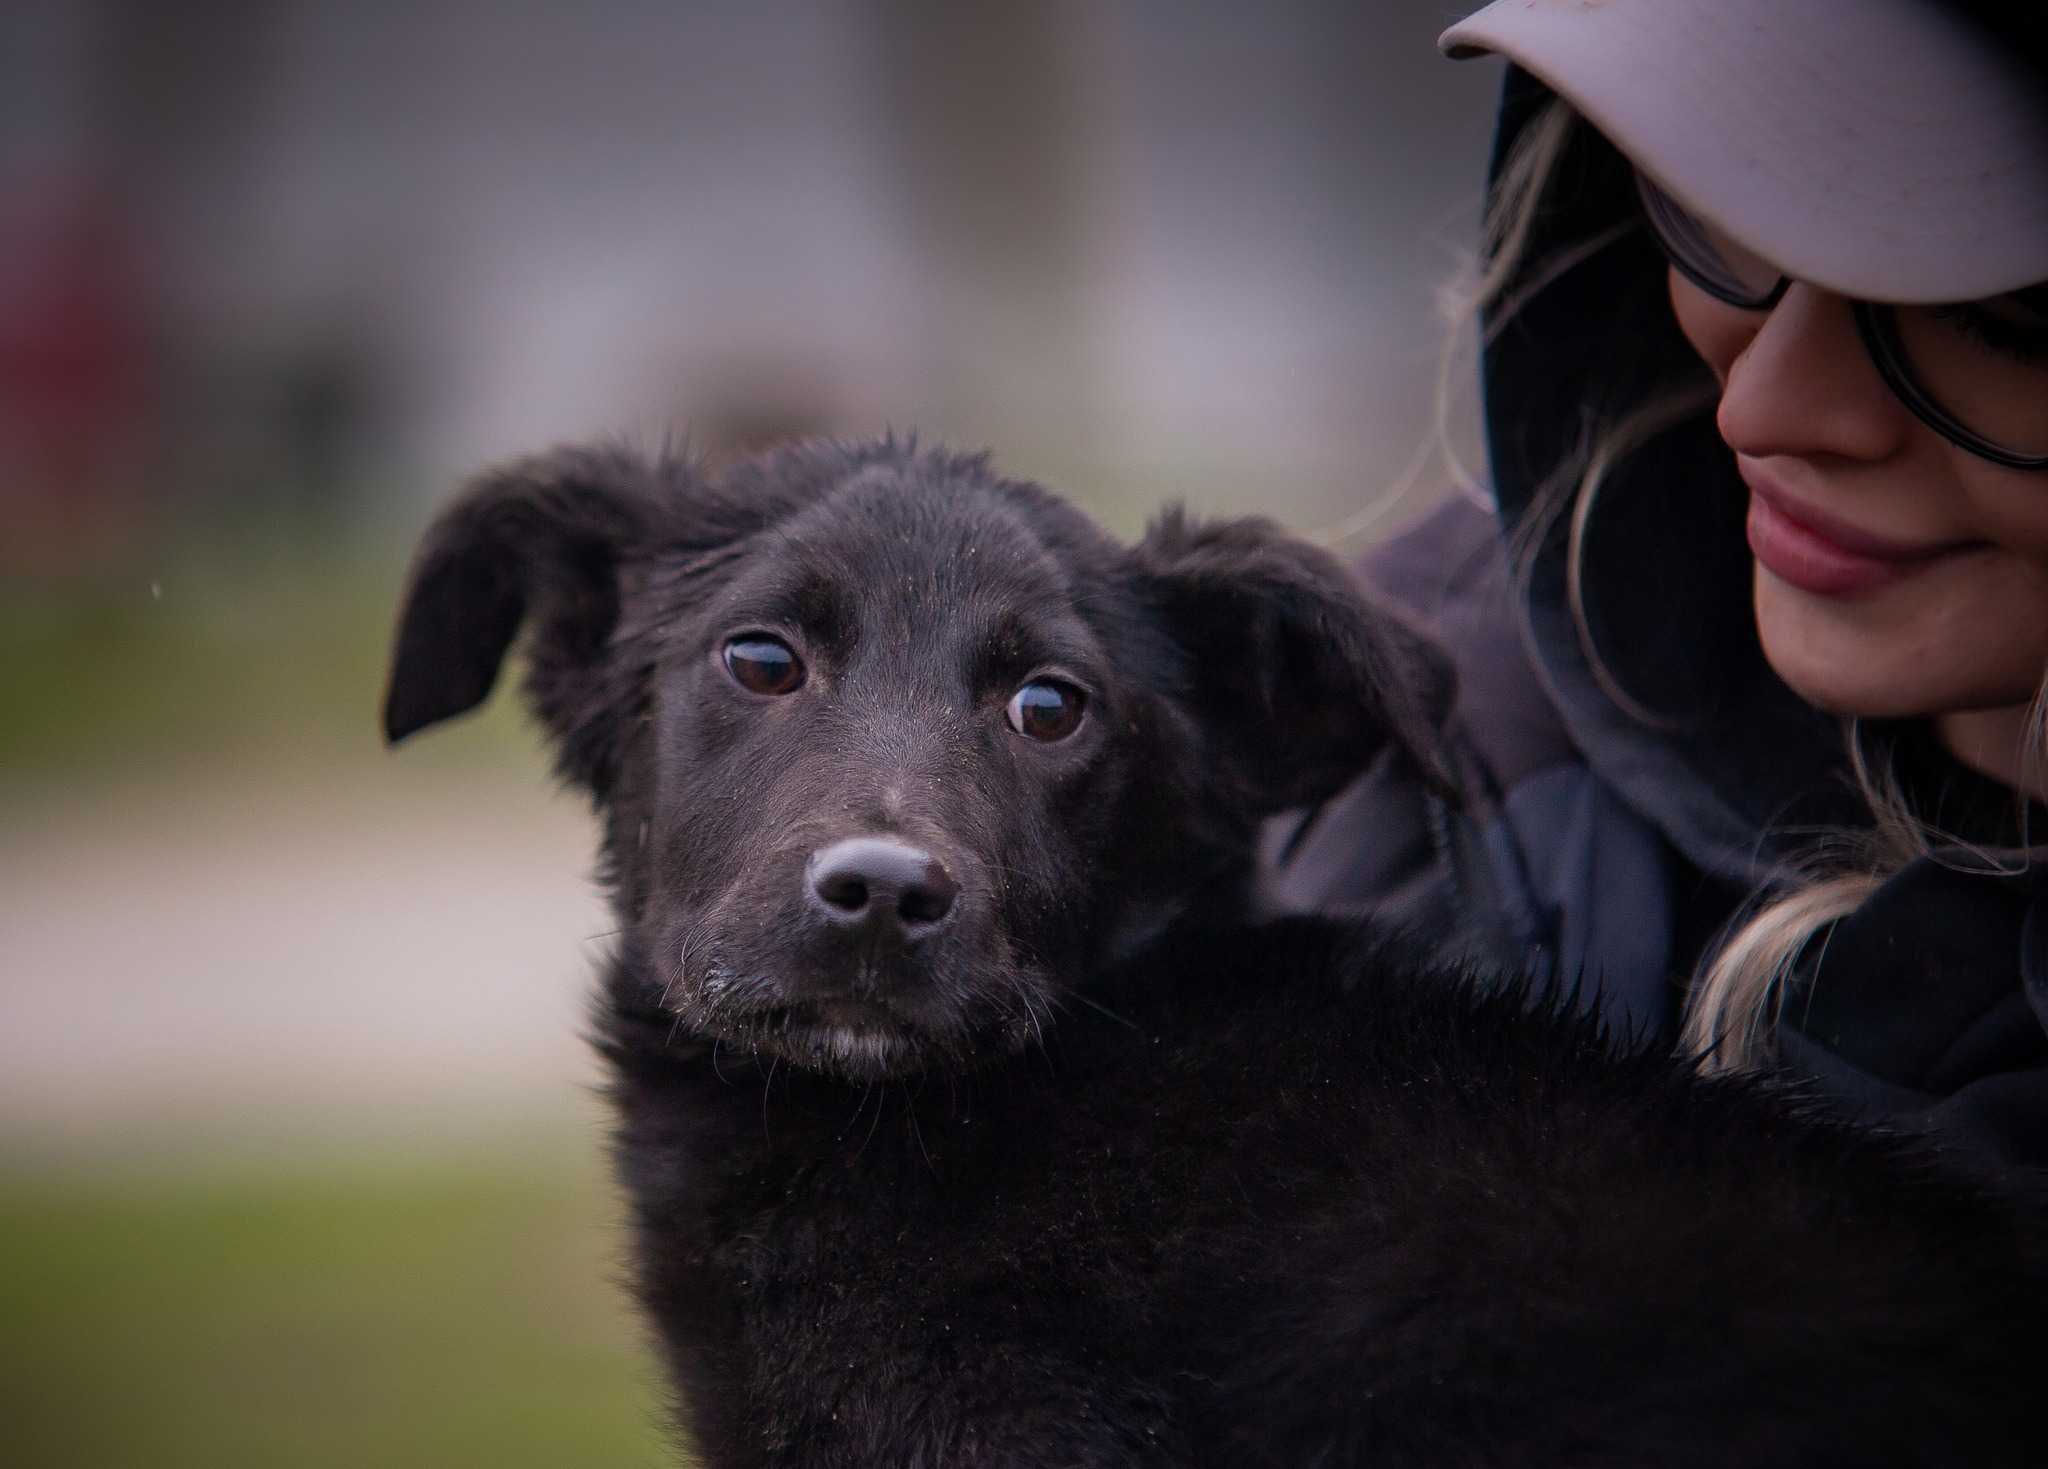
[1475,66,1857,883]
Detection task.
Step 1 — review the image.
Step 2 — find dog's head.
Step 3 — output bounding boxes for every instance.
[385,438,1452,1080]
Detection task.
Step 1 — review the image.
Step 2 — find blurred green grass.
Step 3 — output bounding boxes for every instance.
[3,536,673,1464]
[0,540,540,791]
[0,1147,678,1469]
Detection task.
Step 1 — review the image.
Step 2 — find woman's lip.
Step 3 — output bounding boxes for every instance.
[1747,495,1908,596]
[1741,471,1957,561]
[1740,469,1975,597]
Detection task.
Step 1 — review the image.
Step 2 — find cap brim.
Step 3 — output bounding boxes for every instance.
[1441,0,2048,303]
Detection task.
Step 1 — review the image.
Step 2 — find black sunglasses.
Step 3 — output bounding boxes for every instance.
[1635,170,2048,472]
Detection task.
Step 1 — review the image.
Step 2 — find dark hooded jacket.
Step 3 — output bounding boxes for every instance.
[1269,67,2048,1194]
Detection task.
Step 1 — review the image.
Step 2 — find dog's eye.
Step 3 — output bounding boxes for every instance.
[1006,680,1085,741]
[723,636,805,695]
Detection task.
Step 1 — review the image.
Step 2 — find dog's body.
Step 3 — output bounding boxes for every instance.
[389,439,2044,1467]
[601,918,2042,1468]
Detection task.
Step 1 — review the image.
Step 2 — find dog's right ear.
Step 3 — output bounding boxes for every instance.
[1129,508,1459,818]
[384,445,677,789]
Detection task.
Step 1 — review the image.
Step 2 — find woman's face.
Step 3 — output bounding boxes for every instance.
[1668,269,2048,778]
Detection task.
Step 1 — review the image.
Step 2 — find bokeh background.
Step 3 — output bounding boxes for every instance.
[0,4,1499,1463]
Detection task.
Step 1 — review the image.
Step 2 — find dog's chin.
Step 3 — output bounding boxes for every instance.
[658,940,1061,1081]
[777,1005,934,1081]
[693,997,1023,1083]
[741,995,925,1073]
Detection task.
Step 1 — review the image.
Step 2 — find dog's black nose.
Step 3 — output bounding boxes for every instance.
[807,838,958,936]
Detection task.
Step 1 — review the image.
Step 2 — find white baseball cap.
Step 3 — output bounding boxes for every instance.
[1440,0,2048,303]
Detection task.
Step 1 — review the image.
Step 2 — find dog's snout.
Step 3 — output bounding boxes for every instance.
[807,838,959,934]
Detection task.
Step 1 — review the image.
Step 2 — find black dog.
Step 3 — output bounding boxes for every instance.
[387,438,2043,1467]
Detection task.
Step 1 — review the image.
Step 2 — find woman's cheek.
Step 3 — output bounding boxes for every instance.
[1954,457,2048,565]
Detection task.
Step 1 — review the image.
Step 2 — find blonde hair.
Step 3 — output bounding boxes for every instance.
[1448,98,2045,1074]
[1682,738,1918,1070]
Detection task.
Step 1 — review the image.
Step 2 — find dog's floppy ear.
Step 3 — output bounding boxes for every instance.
[384,444,678,790]
[1130,509,1457,816]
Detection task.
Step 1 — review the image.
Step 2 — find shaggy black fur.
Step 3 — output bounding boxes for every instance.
[387,438,2045,1467]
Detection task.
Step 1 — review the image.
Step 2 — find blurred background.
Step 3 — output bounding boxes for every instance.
[0,3,1498,1463]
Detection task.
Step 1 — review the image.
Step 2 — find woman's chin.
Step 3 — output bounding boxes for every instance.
[1752,571,1947,720]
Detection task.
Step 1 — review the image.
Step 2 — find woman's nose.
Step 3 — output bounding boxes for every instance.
[1713,284,1913,464]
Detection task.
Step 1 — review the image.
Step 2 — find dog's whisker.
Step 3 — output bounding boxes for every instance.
[907,1105,935,1175]
[853,1082,885,1161]
[841,1078,872,1135]
[1002,974,1051,1055]
[1049,987,1142,1034]
[661,946,687,1012]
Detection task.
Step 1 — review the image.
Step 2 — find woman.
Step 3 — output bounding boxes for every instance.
[1272,1,2048,1184]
